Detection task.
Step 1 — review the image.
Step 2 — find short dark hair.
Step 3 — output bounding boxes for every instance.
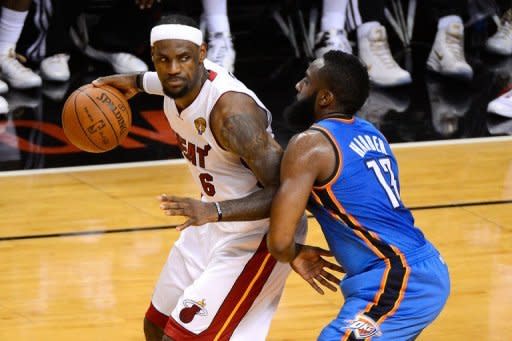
[156,14,199,29]
[319,50,370,116]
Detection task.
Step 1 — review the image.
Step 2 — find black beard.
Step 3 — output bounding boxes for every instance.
[283,92,317,132]
[163,85,190,99]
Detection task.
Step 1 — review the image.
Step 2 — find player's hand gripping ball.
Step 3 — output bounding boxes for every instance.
[62,84,132,153]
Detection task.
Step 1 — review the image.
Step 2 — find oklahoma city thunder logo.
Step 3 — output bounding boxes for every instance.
[194,117,207,135]
[345,314,382,339]
[179,299,208,323]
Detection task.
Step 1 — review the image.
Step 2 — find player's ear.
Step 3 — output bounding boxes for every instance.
[318,89,334,107]
[151,45,156,62]
[199,43,207,63]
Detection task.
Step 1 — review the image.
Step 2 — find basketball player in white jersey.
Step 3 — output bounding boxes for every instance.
[93,14,341,341]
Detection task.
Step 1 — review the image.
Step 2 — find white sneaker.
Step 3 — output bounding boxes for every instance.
[357,22,412,87]
[0,95,8,114]
[487,89,512,118]
[427,17,473,80]
[84,46,148,73]
[314,29,352,57]
[40,54,70,81]
[0,49,42,89]
[486,9,512,56]
[207,32,236,73]
[0,79,8,94]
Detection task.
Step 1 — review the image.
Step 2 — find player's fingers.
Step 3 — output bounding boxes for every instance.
[315,247,333,257]
[157,193,169,202]
[92,78,107,87]
[324,260,345,273]
[166,195,186,203]
[317,274,338,292]
[164,208,185,216]
[307,279,324,295]
[321,270,341,285]
[125,88,138,100]
[176,219,193,231]
[160,202,182,210]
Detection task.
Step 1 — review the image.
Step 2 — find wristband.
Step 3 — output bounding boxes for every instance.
[214,202,223,222]
[136,72,145,92]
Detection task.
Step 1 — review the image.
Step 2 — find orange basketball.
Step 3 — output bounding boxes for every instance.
[62,84,132,153]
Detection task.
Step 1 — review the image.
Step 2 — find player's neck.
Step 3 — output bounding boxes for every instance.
[317,110,353,121]
[174,68,209,111]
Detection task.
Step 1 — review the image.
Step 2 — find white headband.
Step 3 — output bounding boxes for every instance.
[150,24,203,46]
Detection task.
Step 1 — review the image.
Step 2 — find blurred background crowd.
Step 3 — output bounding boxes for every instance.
[0,0,511,170]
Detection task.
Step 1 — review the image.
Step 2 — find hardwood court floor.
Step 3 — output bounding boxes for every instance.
[1,137,511,340]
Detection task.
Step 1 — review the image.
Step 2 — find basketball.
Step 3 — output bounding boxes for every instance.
[61,84,132,153]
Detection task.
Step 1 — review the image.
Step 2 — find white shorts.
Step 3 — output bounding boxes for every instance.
[145,218,307,340]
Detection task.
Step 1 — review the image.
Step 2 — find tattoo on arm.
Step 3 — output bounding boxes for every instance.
[218,112,281,187]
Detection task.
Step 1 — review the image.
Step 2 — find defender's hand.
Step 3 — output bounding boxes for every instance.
[93,74,140,99]
[291,245,345,295]
[158,194,218,231]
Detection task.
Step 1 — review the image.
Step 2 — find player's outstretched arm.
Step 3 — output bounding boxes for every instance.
[267,130,344,294]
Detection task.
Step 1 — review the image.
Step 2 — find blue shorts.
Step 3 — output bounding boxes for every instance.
[318,242,450,341]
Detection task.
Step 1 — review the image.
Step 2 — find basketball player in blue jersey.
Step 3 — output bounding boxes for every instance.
[267,50,450,340]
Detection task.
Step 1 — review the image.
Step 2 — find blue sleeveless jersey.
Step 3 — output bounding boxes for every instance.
[309,117,426,276]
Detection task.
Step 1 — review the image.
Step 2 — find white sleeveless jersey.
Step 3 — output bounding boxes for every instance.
[143,60,272,232]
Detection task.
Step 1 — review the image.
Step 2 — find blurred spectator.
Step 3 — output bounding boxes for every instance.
[487,5,511,55]
[21,0,153,83]
[315,0,411,87]
[202,0,235,72]
[0,0,41,114]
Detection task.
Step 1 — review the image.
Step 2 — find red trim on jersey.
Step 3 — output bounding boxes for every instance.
[145,303,169,329]
[208,70,218,81]
[164,235,277,340]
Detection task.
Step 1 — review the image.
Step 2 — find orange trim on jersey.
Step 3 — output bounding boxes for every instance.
[324,186,365,233]
[213,254,272,341]
[310,125,344,190]
[320,186,410,334]
[310,191,322,205]
[325,116,355,124]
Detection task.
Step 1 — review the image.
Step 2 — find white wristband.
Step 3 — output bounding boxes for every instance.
[142,72,164,96]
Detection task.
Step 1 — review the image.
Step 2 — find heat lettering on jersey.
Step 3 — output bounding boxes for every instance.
[349,134,388,158]
[176,132,211,168]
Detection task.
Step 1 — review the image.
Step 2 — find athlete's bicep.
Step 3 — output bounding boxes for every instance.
[211,93,282,187]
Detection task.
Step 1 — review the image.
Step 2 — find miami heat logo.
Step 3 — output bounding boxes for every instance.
[346,314,382,339]
[194,118,207,135]
[179,299,208,324]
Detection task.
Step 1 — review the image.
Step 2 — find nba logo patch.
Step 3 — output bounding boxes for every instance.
[346,314,382,339]
[194,117,207,135]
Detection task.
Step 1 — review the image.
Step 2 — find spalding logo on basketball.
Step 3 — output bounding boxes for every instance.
[61,84,132,153]
[179,299,208,324]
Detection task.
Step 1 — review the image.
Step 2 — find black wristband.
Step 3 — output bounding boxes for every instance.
[214,202,223,222]
[136,72,145,92]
